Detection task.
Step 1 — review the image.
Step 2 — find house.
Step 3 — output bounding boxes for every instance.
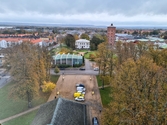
[0,38,24,48]
[75,39,90,49]
[30,39,53,47]
[31,97,90,125]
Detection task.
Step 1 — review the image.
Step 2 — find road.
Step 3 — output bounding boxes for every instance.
[51,69,98,75]
[85,59,93,70]
[51,58,98,75]
[48,43,60,50]
[0,69,11,88]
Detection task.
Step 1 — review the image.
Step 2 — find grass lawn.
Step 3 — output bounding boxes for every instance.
[0,82,49,120]
[76,50,88,52]
[100,87,112,107]
[96,75,102,87]
[3,110,38,125]
[50,75,60,84]
[84,51,96,59]
[0,75,60,120]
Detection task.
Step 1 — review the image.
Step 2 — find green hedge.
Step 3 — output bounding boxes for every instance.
[73,64,82,67]
[57,64,71,68]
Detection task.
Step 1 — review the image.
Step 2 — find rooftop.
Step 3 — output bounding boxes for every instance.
[31,97,89,125]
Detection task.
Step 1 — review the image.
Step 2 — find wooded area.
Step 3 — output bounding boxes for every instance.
[2,42,52,108]
[95,42,167,125]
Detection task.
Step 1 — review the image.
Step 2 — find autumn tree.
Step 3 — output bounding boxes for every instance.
[115,41,148,67]
[80,33,90,40]
[90,35,104,50]
[96,42,115,88]
[35,46,51,88]
[102,56,167,125]
[74,34,79,40]
[89,54,96,61]
[64,34,75,49]
[147,45,167,69]
[3,42,51,108]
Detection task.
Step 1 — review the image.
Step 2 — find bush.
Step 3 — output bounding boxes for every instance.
[42,81,56,93]
[73,64,82,67]
[54,66,60,73]
[89,54,96,61]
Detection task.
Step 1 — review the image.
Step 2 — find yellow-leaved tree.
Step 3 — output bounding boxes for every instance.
[102,56,167,125]
[42,81,56,93]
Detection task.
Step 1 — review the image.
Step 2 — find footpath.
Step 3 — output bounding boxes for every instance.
[0,105,40,124]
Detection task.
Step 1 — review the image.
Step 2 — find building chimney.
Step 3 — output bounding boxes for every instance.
[111,23,113,26]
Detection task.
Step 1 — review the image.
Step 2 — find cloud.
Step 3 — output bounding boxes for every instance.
[0,0,167,25]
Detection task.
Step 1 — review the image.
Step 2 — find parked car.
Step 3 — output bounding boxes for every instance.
[79,67,85,70]
[94,67,99,71]
[77,87,86,92]
[73,92,84,98]
[76,83,85,88]
[75,96,85,101]
[92,117,99,125]
[77,91,85,95]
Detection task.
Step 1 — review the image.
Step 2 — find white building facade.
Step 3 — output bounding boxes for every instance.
[75,39,90,49]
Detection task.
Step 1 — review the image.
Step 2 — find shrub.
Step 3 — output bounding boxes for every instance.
[57,64,71,68]
[42,81,56,93]
[89,54,96,61]
[54,66,60,73]
[73,64,82,67]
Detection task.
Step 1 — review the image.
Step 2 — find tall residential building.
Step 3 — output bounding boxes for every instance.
[107,24,116,45]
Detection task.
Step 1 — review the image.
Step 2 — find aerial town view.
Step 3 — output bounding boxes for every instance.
[0,0,167,125]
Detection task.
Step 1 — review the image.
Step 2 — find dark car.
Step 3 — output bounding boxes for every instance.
[76,83,85,88]
[79,67,85,70]
[92,117,99,125]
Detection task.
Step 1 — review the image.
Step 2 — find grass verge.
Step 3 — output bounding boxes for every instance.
[100,87,112,107]
[96,75,102,87]
[50,75,60,84]
[84,51,96,59]
[3,110,38,125]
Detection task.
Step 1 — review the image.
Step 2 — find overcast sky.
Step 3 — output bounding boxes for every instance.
[0,0,167,26]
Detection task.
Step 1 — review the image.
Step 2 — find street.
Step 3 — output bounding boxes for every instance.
[0,69,11,88]
[50,68,99,75]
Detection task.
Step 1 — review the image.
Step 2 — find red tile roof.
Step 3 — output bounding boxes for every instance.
[31,39,42,44]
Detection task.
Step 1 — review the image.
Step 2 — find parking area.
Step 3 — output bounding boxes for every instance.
[48,75,102,124]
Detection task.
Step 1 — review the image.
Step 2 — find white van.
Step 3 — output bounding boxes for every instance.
[77,87,86,92]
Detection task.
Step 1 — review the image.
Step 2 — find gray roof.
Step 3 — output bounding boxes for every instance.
[31,97,89,125]
[31,99,58,125]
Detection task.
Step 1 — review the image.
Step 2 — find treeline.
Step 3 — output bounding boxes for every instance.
[95,42,167,125]
[64,33,106,50]
[2,42,52,108]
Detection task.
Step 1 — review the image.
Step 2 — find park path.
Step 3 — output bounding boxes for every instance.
[98,85,110,89]
[0,105,41,124]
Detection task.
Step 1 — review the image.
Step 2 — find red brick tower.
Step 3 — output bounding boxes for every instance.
[107,24,116,45]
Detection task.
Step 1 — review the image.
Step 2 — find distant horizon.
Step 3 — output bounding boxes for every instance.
[0,21,167,29]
